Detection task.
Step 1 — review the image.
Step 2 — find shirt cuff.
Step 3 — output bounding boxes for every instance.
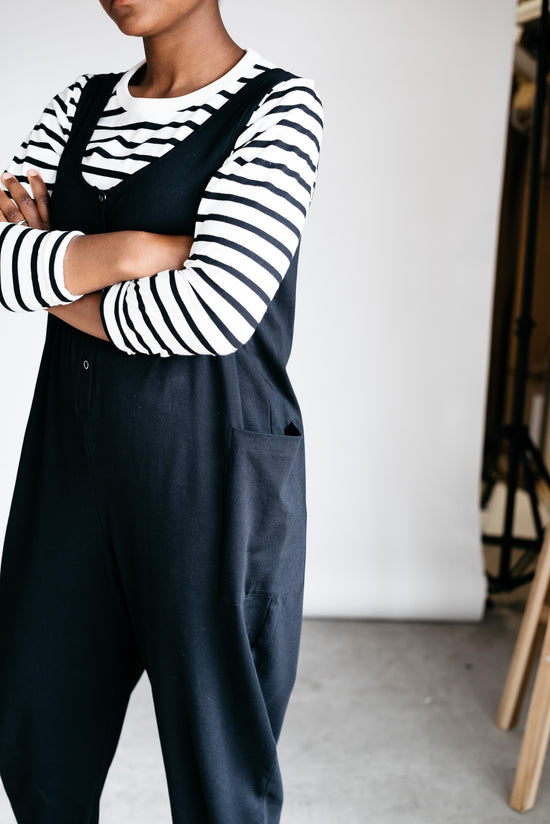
[0,223,85,311]
[56,229,86,302]
[99,283,138,355]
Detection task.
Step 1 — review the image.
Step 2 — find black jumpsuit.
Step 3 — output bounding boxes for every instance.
[0,67,307,824]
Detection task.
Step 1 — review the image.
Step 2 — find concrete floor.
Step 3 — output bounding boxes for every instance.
[0,597,548,823]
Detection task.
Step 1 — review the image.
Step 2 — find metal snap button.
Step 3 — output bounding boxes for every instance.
[83,359,89,370]
[98,191,106,202]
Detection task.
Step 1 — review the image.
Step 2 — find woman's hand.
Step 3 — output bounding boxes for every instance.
[0,169,51,230]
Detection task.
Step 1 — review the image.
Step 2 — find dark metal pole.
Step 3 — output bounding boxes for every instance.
[498,0,549,587]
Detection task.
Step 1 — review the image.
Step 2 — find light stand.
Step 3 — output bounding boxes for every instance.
[482,0,550,594]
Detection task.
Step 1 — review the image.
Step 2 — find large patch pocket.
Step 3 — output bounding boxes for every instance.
[220,420,307,607]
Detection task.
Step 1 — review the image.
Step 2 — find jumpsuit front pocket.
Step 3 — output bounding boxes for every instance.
[219,421,307,607]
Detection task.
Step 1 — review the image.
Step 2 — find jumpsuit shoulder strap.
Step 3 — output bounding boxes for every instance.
[61,72,125,160]
[228,67,299,114]
[216,67,299,155]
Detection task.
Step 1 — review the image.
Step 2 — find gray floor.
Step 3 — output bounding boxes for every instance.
[1,598,548,823]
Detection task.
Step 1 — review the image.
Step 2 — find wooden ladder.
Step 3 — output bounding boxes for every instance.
[496,524,550,811]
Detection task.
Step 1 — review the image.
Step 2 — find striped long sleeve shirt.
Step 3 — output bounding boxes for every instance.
[0,48,323,356]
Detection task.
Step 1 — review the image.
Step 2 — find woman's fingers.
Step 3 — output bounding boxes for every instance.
[27,169,51,229]
[0,184,24,224]
[0,171,44,229]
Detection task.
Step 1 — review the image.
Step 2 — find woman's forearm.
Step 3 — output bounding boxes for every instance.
[46,291,108,341]
[63,231,194,296]
[46,231,194,343]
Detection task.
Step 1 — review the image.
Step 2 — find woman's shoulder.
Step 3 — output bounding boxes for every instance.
[241,50,324,134]
[247,49,322,101]
[42,72,96,129]
[52,71,96,107]
[45,67,127,133]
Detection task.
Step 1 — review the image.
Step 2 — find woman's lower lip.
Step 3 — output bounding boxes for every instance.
[111,0,137,7]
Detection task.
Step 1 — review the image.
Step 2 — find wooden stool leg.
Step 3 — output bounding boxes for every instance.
[509,615,550,811]
[497,528,550,730]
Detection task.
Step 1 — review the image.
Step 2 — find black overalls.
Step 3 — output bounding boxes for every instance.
[0,67,307,824]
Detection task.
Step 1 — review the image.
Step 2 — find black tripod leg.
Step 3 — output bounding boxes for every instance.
[481,476,497,509]
[483,426,506,457]
[525,435,550,489]
[481,427,509,508]
[498,426,523,588]
[509,548,537,581]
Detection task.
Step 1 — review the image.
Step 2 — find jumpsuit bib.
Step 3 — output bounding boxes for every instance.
[0,68,307,824]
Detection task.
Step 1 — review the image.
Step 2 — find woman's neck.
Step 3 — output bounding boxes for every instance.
[130,14,245,99]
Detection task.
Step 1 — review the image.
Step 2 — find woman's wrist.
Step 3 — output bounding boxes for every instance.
[63,231,135,295]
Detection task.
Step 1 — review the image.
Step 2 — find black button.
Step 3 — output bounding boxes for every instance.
[98,191,106,202]
[83,359,89,370]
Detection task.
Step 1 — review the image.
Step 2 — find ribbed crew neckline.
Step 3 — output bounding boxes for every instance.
[114,48,265,118]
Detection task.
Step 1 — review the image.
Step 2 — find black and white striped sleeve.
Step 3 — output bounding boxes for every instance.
[99,77,324,356]
[0,76,89,311]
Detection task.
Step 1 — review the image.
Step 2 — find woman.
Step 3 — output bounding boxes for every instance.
[0,1,323,822]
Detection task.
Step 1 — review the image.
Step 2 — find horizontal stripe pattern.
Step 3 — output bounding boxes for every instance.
[0,71,92,311]
[0,223,82,311]
[0,51,323,354]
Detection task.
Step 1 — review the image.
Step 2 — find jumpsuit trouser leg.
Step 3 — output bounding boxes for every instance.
[0,324,145,823]
[0,316,307,824]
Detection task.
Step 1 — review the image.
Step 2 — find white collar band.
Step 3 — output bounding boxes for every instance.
[114,48,262,119]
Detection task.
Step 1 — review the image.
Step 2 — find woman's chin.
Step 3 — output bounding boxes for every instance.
[115,21,149,36]
[110,15,157,37]
[106,5,157,37]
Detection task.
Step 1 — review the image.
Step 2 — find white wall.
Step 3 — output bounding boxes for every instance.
[0,0,516,620]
